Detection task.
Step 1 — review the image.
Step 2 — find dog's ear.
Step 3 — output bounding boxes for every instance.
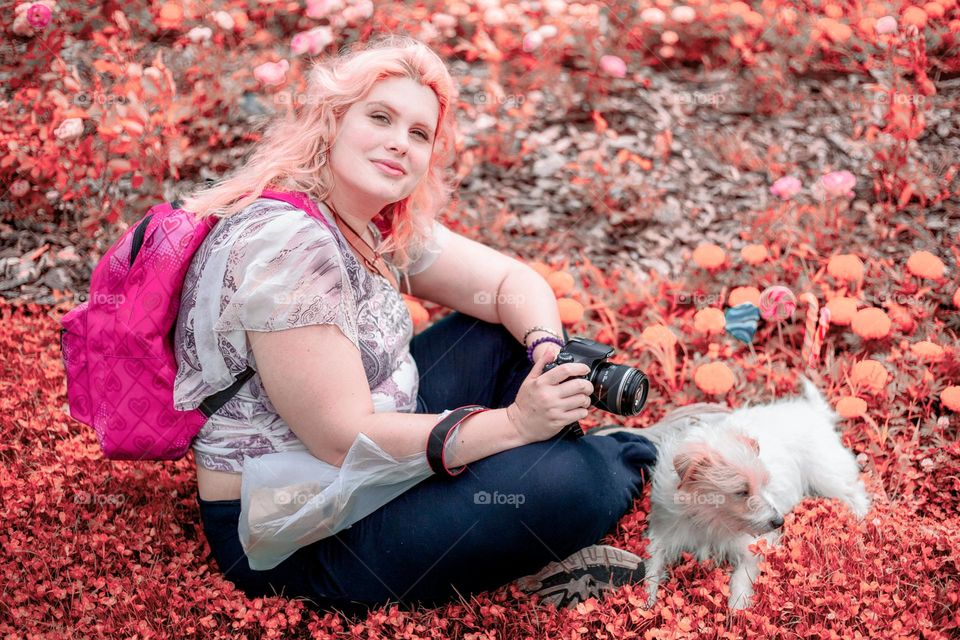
[673,444,712,489]
[736,434,760,455]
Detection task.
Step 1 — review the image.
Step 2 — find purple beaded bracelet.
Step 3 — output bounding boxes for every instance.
[526,336,565,363]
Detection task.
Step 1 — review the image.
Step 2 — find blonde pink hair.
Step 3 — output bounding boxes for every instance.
[180,34,459,270]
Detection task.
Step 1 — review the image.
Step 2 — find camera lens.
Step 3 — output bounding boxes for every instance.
[589,363,649,416]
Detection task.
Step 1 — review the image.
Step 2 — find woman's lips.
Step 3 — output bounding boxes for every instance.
[372,160,404,176]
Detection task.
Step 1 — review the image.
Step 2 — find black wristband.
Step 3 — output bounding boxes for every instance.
[427,405,487,477]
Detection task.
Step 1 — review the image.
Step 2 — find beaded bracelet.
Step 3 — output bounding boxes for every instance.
[527,336,565,363]
[521,326,562,345]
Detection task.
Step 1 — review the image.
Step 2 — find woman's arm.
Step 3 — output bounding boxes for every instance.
[248,324,531,468]
[493,263,566,361]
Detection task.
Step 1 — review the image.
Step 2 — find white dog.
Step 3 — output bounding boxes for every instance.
[602,379,870,609]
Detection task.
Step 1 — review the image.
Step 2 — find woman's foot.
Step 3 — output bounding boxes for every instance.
[514,544,644,608]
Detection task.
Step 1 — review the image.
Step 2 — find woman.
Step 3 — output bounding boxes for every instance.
[173,35,657,615]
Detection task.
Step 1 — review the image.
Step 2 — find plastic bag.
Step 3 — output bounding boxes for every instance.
[238,431,433,570]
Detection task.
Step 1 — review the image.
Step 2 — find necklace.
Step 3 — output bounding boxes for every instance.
[324,200,400,291]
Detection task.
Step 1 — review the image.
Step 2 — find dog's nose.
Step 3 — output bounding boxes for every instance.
[769,514,785,529]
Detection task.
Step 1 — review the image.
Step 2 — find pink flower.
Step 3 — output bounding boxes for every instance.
[522,30,543,52]
[291,26,333,56]
[875,16,897,34]
[354,0,373,19]
[10,179,30,198]
[12,1,55,36]
[484,7,506,25]
[27,2,53,28]
[254,60,289,87]
[432,12,457,29]
[671,6,696,23]
[187,26,212,42]
[538,24,558,38]
[600,55,627,78]
[306,0,344,19]
[820,170,857,198]
[210,10,234,31]
[770,176,802,200]
[54,118,84,141]
[640,7,666,24]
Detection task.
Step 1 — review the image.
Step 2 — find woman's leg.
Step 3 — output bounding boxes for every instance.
[409,311,531,412]
[198,430,656,614]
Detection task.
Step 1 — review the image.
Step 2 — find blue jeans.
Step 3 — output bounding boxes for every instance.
[197,312,656,615]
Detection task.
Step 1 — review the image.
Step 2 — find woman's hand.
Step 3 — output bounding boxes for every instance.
[506,349,594,444]
[531,339,562,364]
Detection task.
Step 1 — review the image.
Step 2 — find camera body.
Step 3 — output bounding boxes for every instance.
[543,337,650,438]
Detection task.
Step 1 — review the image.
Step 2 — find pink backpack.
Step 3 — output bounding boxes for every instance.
[59,189,336,460]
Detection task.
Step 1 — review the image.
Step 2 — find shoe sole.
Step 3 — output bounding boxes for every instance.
[515,545,644,609]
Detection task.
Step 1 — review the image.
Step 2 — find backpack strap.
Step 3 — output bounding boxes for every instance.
[260,189,336,234]
[198,365,256,418]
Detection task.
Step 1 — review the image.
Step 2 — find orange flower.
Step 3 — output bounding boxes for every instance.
[693,243,726,270]
[743,10,764,28]
[740,244,769,265]
[827,254,865,283]
[885,303,915,334]
[836,396,867,418]
[924,2,945,18]
[728,286,761,307]
[824,4,844,18]
[694,308,726,335]
[942,386,960,412]
[819,17,853,41]
[906,250,945,279]
[826,296,858,326]
[911,341,944,361]
[851,307,892,339]
[902,6,928,27]
[557,297,584,325]
[529,261,553,280]
[850,360,888,393]
[694,362,735,395]
[642,324,678,349]
[547,271,575,296]
[158,2,184,29]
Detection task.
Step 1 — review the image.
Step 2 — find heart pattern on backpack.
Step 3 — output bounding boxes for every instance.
[161,217,182,234]
[105,372,122,393]
[128,397,150,416]
[123,359,145,377]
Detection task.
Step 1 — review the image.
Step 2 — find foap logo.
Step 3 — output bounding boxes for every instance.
[95,292,125,305]
[674,291,723,306]
[474,490,526,508]
[674,491,726,507]
[73,491,127,506]
[473,291,526,306]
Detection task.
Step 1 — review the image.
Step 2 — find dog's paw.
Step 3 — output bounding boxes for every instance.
[846,488,871,520]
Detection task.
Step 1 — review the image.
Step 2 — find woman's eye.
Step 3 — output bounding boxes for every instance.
[371,114,429,141]
[736,490,750,498]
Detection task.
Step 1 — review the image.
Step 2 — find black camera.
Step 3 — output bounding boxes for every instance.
[543,337,650,438]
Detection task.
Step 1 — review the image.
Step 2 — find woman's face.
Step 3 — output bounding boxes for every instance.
[328,76,440,212]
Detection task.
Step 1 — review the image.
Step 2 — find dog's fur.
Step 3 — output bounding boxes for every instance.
[638,379,870,609]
